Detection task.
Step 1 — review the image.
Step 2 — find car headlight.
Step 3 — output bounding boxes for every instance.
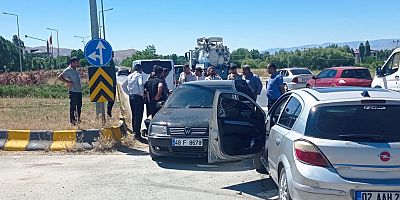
[149,125,167,136]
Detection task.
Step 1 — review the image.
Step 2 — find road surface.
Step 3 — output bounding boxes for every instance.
[0,152,278,200]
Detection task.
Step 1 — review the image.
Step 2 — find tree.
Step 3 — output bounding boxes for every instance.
[359,42,365,60]
[250,49,261,59]
[71,49,84,60]
[365,40,371,57]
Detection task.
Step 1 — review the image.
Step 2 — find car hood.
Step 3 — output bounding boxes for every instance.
[152,108,212,127]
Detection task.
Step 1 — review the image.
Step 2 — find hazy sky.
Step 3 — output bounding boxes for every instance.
[1,0,399,54]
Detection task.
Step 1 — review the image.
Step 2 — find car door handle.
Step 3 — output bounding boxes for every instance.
[275,138,282,145]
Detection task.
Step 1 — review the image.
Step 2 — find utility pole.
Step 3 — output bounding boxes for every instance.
[47,28,59,58]
[101,0,106,40]
[3,12,23,73]
[89,0,106,123]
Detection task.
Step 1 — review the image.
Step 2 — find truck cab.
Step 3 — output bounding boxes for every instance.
[372,48,400,90]
[132,59,175,90]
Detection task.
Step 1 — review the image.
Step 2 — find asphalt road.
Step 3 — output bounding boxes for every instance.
[0,152,278,200]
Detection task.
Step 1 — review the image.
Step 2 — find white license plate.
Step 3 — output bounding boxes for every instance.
[355,191,400,200]
[172,138,203,146]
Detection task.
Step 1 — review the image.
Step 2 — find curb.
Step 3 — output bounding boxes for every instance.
[0,119,127,151]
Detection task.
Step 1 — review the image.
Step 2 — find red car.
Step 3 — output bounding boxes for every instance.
[306,66,372,88]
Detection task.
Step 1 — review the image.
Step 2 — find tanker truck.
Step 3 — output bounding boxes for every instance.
[184,37,231,79]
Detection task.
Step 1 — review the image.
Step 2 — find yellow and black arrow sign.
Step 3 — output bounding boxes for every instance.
[88,67,114,102]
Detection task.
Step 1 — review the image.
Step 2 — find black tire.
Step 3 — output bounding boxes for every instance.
[253,157,268,174]
[279,168,292,200]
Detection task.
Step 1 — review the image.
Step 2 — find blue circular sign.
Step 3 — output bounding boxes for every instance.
[84,39,113,67]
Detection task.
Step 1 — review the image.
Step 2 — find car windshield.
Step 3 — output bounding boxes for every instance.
[305,105,400,142]
[165,84,233,109]
[340,69,372,79]
[290,69,312,75]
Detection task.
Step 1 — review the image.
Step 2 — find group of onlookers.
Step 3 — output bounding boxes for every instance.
[178,64,223,84]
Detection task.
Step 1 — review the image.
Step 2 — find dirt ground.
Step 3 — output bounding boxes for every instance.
[0,97,121,130]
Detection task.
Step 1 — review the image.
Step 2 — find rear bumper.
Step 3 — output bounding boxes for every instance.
[290,160,400,200]
[148,136,208,157]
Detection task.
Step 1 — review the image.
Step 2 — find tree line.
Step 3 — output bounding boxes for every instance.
[120,45,186,67]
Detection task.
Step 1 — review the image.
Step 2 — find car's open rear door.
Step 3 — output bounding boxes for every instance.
[208,90,266,163]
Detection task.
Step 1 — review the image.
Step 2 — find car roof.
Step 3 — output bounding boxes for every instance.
[294,87,400,103]
[280,68,311,71]
[183,80,234,87]
[327,66,368,70]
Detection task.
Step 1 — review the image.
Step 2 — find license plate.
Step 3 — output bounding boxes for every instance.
[355,191,400,200]
[172,138,202,146]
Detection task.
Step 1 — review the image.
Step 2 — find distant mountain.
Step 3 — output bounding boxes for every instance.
[265,39,400,53]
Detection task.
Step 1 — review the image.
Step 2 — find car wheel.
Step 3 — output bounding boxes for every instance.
[279,168,292,200]
[253,157,268,174]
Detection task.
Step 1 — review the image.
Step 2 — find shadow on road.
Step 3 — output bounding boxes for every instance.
[223,176,278,199]
[116,145,149,156]
[155,157,256,172]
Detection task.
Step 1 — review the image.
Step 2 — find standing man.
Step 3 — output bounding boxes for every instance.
[58,57,82,125]
[147,66,165,117]
[122,64,144,139]
[178,64,196,84]
[266,63,285,109]
[205,66,222,80]
[242,65,262,100]
[227,65,243,80]
[107,52,117,117]
[195,67,205,81]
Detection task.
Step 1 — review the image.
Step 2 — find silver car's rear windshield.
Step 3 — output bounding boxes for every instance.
[305,105,400,142]
[165,85,232,109]
[290,69,312,75]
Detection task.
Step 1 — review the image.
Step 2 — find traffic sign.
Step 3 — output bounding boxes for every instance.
[88,67,114,102]
[84,39,113,67]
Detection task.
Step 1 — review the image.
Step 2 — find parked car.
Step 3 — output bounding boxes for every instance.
[279,68,314,91]
[306,67,372,88]
[209,87,400,200]
[372,47,400,90]
[147,80,256,160]
[117,68,130,76]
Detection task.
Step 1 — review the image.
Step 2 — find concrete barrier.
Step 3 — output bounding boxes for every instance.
[0,118,127,151]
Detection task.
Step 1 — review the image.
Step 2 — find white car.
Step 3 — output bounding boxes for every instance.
[132,59,175,90]
[372,48,400,91]
[279,68,314,91]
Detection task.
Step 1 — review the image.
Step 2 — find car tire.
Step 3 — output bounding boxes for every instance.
[279,168,292,200]
[253,157,268,174]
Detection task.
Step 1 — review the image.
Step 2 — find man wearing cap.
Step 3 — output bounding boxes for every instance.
[122,64,145,139]
[58,57,82,125]
[227,65,243,80]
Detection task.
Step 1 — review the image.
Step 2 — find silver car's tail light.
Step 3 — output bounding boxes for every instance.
[294,140,330,167]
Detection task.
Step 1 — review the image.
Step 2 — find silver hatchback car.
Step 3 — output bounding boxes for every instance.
[208,87,400,200]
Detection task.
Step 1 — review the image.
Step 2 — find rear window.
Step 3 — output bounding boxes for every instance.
[290,69,312,75]
[305,105,400,142]
[340,69,372,79]
[165,85,232,109]
[140,61,173,74]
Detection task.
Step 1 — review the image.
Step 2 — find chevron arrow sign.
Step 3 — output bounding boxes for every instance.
[88,67,114,102]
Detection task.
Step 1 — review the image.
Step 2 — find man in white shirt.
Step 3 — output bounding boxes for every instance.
[122,64,144,139]
[195,67,205,81]
[205,66,222,80]
[178,64,196,84]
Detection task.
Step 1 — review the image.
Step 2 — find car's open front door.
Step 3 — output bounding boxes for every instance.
[208,90,266,163]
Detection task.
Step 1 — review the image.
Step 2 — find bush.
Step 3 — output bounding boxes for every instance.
[0,84,90,98]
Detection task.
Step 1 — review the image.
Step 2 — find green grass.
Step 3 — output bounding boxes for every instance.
[0,84,89,98]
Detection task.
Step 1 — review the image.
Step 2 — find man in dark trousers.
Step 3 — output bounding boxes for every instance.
[107,52,117,117]
[122,64,144,139]
[147,66,165,117]
[58,57,82,125]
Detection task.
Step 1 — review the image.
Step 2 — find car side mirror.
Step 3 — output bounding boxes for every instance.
[156,101,165,109]
[376,66,382,76]
[312,76,317,80]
